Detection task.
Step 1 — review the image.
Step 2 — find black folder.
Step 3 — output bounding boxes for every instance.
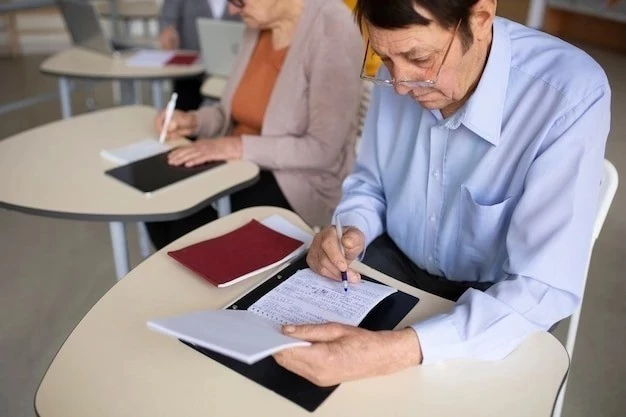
[105,151,225,193]
[182,255,419,412]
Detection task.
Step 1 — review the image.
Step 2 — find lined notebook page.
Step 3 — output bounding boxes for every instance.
[248,269,397,327]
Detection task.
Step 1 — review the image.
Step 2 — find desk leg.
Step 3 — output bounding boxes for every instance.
[216,197,232,218]
[109,222,130,280]
[112,81,122,105]
[552,380,566,417]
[151,80,164,109]
[119,80,136,105]
[58,77,72,119]
[142,19,150,37]
[136,222,153,259]
[133,81,143,105]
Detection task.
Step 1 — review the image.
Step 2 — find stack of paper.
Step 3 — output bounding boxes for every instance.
[100,139,170,165]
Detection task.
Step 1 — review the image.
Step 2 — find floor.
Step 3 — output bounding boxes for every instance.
[0,5,625,417]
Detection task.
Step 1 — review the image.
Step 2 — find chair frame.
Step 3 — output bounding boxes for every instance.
[553,159,619,417]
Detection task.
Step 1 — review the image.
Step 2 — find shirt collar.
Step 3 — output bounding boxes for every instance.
[443,17,511,146]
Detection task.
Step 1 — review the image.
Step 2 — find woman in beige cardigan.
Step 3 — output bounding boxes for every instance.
[148,0,363,249]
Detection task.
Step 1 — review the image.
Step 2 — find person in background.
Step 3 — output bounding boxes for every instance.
[273,0,611,386]
[158,0,240,111]
[147,0,364,250]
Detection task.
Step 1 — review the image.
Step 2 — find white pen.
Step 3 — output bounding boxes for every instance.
[159,92,178,144]
[334,216,349,292]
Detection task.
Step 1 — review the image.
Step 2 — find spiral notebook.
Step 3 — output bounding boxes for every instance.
[147,269,397,364]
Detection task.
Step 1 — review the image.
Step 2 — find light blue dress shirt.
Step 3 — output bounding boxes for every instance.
[335,17,611,364]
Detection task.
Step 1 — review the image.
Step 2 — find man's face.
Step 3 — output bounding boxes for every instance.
[366,13,470,111]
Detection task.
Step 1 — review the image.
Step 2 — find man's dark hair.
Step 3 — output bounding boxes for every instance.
[355,0,479,51]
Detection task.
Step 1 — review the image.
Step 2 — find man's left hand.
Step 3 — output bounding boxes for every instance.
[168,136,243,167]
[273,323,423,387]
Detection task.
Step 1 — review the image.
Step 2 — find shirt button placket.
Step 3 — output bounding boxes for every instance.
[424,126,446,274]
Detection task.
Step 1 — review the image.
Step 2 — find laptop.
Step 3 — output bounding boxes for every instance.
[196,19,245,77]
[57,0,134,55]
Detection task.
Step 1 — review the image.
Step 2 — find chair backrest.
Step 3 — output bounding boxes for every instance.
[592,160,619,241]
[553,160,618,417]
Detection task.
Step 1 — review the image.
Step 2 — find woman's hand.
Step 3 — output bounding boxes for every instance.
[155,110,198,140]
[168,137,243,167]
[158,26,180,50]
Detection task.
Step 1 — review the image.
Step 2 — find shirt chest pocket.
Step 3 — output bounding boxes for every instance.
[457,185,516,260]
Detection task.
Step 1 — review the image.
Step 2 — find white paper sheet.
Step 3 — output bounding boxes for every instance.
[125,50,175,68]
[248,268,397,327]
[148,310,310,364]
[100,138,170,165]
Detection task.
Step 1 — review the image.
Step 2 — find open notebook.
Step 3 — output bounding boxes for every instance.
[147,268,397,364]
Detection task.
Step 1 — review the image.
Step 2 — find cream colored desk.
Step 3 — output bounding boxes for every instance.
[201,75,228,100]
[35,206,570,417]
[0,106,259,279]
[40,47,204,119]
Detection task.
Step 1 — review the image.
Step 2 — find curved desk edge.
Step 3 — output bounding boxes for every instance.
[33,206,306,417]
[0,172,260,222]
[39,67,205,81]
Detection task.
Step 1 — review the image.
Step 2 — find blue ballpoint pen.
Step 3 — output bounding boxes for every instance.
[334,217,349,292]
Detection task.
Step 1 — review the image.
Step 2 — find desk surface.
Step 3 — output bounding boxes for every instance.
[35,206,569,417]
[95,0,160,19]
[201,76,228,99]
[40,47,204,80]
[0,106,259,221]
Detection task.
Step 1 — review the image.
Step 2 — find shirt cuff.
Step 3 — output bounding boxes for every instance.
[411,313,464,364]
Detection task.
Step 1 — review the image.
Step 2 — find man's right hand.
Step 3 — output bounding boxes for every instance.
[155,110,198,139]
[159,26,180,50]
[306,225,365,283]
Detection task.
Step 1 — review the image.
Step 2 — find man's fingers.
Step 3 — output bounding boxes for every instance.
[320,237,347,271]
[342,228,365,260]
[318,256,341,280]
[346,268,361,283]
[282,322,350,342]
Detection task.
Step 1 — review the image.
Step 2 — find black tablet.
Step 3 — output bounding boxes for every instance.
[105,151,225,194]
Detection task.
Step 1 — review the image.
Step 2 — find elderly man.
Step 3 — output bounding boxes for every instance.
[274,0,611,386]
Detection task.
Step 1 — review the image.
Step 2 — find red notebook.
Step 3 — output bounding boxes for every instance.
[166,53,198,66]
[168,219,305,287]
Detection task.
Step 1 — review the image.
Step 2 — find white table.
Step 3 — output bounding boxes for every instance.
[35,206,570,417]
[40,47,205,119]
[0,106,259,279]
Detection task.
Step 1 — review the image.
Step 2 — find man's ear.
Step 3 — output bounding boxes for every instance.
[470,0,497,42]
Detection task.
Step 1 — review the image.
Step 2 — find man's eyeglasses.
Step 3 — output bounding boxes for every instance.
[361,20,461,89]
[227,0,244,7]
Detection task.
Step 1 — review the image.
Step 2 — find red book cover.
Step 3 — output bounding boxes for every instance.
[166,53,198,66]
[168,219,304,287]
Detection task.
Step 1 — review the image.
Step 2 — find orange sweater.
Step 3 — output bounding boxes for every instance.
[231,31,289,137]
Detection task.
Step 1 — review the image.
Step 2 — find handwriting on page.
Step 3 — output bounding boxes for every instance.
[248,269,397,327]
